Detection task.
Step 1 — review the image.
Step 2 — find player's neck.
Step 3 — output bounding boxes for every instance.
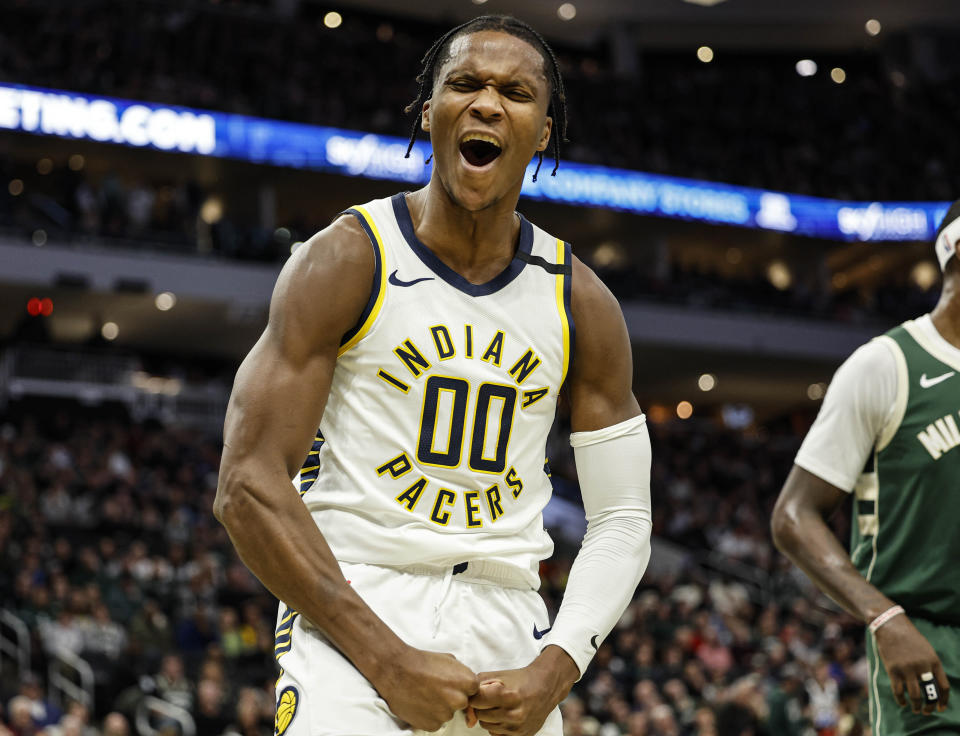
[406,184,521,284]
[930,278,960,349]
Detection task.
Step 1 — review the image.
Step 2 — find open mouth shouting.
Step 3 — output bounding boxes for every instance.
[459,133,503,168]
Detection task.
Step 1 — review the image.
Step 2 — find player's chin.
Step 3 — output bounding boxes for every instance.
[451,168,522,211]
[448,178,505,212]
[454,189,501,212]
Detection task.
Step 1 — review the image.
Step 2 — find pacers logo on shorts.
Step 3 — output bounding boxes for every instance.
[275,686,299,735]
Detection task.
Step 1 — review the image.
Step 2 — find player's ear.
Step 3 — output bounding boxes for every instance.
[536,116,552,152]
[421,100,432,133]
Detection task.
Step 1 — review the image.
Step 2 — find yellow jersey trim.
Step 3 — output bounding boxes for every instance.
[338,205,387,357]
[555,238,571,386]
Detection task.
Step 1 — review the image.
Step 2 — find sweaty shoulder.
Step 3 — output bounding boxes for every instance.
[569,255,619,323]
[567,255,640,431]
[267,213,376,357]
[794,337,899,492]
[294,213,375,284]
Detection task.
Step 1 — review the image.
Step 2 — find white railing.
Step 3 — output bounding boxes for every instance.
[48,649,94,709]
[0,609,31,676]
[135,695,197,736]
[0,346,229,433]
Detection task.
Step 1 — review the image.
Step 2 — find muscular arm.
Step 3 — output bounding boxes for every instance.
[772,339,902,623]
[772,466,951,714]
[771,466,893,623]
[214,216,477,729]
[214,215,405,675]
[566,257,642,432]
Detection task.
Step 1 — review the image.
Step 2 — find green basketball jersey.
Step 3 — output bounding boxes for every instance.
[850,319,960,626]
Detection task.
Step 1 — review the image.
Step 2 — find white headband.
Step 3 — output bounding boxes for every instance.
[936,216,960,271]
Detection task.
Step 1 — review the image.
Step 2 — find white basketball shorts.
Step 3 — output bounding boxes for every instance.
[272,561,563,736]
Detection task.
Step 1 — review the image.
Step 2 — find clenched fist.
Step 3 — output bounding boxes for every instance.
[374,647,480,731]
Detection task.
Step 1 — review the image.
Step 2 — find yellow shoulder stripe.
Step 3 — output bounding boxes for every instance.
[555,238,571,386]
[339,205,387,357]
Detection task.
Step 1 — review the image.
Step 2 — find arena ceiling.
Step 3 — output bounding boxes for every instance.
[322,0,960,48]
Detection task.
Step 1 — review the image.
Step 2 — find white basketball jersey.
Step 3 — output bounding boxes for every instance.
[299,193,574,589]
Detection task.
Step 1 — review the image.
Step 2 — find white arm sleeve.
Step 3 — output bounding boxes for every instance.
[794,339,898,492]
[541,414,652,678]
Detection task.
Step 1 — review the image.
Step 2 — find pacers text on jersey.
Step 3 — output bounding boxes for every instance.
[372,322,554,529]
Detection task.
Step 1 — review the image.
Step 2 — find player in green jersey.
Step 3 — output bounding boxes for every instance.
[772,200,960,735]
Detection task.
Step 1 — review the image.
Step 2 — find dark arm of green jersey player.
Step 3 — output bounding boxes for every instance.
[772,467,950,715]
[213,216,478,732]
[467,257,647,736]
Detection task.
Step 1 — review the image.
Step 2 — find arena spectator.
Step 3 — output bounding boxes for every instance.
[38,610,85,658]
[6,696,38,736]
[766,663,807,736]
[221,687,270,736]
[153,654,193,713]
[192,678,230,736]
[8,675,59,732]
[806,659,840,736]
[98,713,128,736]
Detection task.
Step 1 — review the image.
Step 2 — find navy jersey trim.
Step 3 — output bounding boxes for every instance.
[515,250,572,275]
[391,193,533,297]
[298,431,324,496]
[562,241,576,384]
[274,607,299,662]
[338,208,383,347]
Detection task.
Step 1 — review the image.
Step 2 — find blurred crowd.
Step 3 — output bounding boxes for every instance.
[0,0,958,201]
[0,160,296,262]
[0,153,940,329]
[0,408,277,736]
[592,255,940,329]
[0,403,871,735]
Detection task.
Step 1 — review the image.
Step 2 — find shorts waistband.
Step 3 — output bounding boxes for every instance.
[381,560,533,590]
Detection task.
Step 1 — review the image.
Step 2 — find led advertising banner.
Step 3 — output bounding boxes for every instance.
[0,83,949,242]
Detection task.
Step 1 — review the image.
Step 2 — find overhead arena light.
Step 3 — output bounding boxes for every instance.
[807,383,827,401]
[101,322,119,341]
[766,260,793,290]
[154,291,177,311]
[682,0,728,6]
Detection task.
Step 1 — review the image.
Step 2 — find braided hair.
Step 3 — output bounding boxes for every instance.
[403,15,568,182]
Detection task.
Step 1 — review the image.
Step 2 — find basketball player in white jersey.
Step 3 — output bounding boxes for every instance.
[215,16,652,736]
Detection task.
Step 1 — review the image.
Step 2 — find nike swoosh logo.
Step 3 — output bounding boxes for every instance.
[532,624,552,640]
[388,270,434,287]
[590,635,599,651]
[920,371,956,389]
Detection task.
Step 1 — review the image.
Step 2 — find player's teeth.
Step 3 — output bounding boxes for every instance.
[462,135,500,147]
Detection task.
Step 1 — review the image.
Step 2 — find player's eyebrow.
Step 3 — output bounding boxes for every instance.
[443,68,545,96]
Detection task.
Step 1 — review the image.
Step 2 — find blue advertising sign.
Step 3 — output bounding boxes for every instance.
[0,83,949,242]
